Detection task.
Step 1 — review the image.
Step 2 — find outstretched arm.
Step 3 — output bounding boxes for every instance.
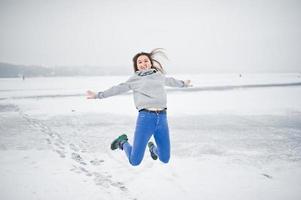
[165,76,192,88]
[86,81,131,100]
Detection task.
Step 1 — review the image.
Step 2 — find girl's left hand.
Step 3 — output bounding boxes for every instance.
[184,80,193,87]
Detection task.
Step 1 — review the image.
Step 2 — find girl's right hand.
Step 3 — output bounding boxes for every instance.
[86,90,97,99]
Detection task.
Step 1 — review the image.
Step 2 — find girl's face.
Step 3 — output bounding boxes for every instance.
[137,55,152,71]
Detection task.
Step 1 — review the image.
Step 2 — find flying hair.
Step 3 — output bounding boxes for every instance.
[132,48,168,73]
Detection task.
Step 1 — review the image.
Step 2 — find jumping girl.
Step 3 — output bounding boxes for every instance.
[86,48,192,166]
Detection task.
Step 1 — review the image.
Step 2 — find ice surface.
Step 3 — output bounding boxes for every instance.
[0,73,301,200]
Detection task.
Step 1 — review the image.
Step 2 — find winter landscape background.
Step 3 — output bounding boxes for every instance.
[1,0,301,199]
[1,73,301,200]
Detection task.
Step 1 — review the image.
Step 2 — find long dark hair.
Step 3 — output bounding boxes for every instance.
[132,48,168,73]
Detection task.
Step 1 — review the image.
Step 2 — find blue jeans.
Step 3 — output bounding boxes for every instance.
[122,110,170,166]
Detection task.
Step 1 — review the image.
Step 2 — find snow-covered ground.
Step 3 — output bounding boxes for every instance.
[1,73,301,200]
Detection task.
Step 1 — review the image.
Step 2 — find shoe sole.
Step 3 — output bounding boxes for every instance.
[148,142,158,160]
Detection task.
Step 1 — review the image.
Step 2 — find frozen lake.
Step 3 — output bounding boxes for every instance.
[1,73,301,200]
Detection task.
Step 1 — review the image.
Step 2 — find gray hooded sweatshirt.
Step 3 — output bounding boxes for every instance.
[97,68,187,110]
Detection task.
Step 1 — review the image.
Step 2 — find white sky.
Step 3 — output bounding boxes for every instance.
[0,0,300,73]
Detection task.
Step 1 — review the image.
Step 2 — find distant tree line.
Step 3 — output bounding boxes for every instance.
[0,62,129,77]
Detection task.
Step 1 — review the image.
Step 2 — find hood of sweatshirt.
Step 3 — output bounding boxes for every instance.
[136,68,157,77]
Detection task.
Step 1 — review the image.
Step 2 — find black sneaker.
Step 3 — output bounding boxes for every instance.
[111,134,128,150]
[148,142,158,160]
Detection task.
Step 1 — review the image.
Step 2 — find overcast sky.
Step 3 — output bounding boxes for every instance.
[0,0,300,73]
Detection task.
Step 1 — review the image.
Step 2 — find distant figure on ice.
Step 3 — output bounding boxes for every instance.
[86,48,192,166]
